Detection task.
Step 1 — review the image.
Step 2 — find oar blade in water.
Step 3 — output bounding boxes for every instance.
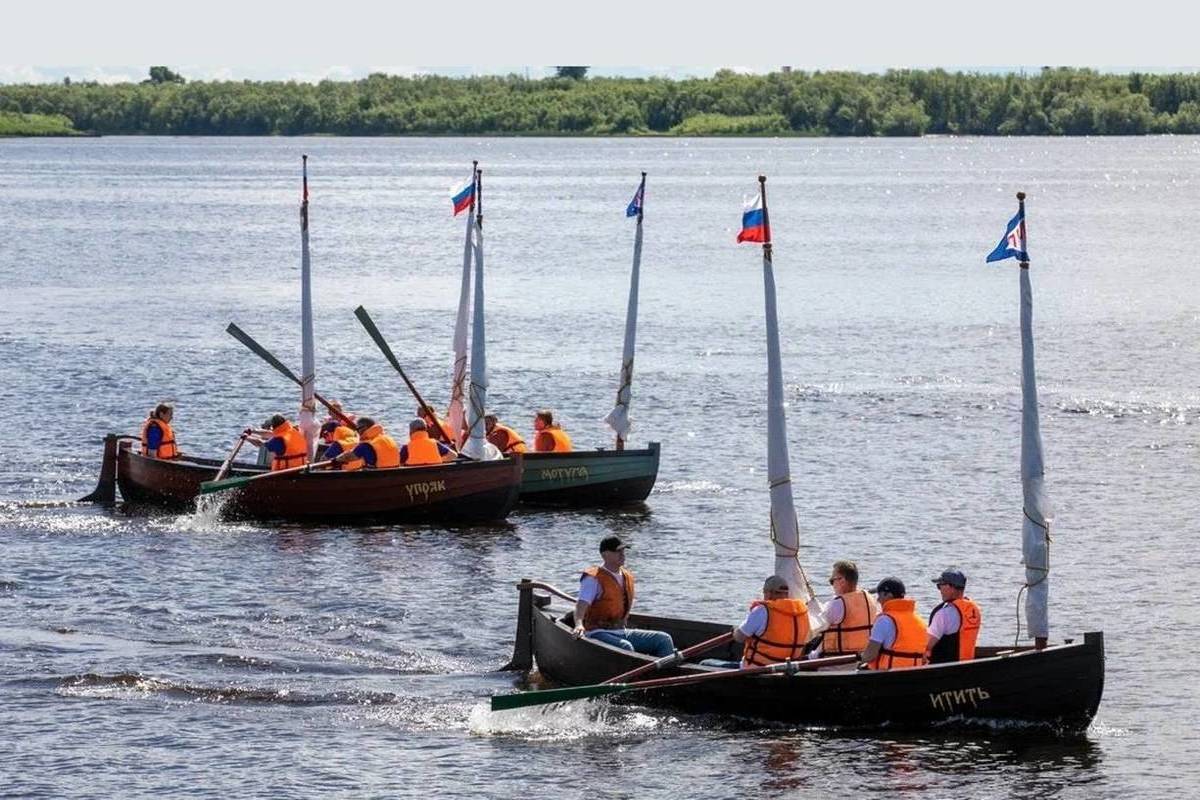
[490,682,628,712]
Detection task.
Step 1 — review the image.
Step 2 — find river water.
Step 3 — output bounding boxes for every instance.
[0,136,1196,798]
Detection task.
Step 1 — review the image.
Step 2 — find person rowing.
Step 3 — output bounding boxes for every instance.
[244,414,309,471]
[327,417,400,470]
[485,413,527,455]
[399,418,456,466]
[700,575,810,669]
[810,560,879,659]
[532,409,572,452]
[318,419,359,467]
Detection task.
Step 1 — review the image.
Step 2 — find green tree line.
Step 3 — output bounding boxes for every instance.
[4,68,1200,136]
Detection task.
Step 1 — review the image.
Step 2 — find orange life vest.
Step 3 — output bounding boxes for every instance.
[322,424,358,447]
[581,566,636,630]
[359,424,400,469]
[928,596,982,664]
[269,420,308,471]
[487,423,527,454]
[139,416,178,459]
[743,598,812,666]
[820,590,878,655]
[534,426,573,453]
[868,598,928,671]
[403,430,443,466]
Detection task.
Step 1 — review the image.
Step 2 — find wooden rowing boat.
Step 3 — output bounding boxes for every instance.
[518,442,660,506]
[85,434,521,523]
[504,582,1105,731]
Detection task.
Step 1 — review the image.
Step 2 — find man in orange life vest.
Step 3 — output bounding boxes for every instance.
[140,402,180,459]
[700,575,810,669]
[571,536,674,657]
[858,577,929,671]
[246,414,308,471]
[532,409,572,452]
[319,419,359,466]
[485,413,527,455]
[329,417,401,469]
[399,418,456,466]
[925,569,982,664]
[810,560,879,659]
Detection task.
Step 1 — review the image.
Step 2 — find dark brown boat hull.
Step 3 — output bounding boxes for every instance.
[512,584,1104,731]
[114,439,521,523]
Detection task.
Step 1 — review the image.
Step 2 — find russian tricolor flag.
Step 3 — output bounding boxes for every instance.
[451,177,476,216]
[737,192,769,243]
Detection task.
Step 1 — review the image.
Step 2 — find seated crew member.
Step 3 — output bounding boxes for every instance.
[925,569,982,664]
[859,577,928,671]
[329,417,400,470]
[140,402,180,459]
[399,418,456,466]
[485,413,527,455]
[417,406,456,447]
[246,414,309,471]
[810,560,879,658]
[700,575,810,669]
[319,419,359,466]
[571,536,674,657]
[532,409,573,452]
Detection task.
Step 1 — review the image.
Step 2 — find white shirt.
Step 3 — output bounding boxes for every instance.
[927,603,962,641]
[736,605,769,638]
[578,566,625,605]
[820,595,847,626]
[868,615,898,648]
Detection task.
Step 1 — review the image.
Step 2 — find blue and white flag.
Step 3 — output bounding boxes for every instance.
[626,180,644,218]
[986,208,1029,263]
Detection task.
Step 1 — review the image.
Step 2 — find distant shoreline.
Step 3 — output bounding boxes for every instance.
[4,68,1200,137]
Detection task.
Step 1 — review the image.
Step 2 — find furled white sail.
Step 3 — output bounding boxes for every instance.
[753,178,826,633]
[464,170,497,460]
[1019,262,1052,641]
[298,156,317,460]
[604,174,646,445]
[447,191,473,443]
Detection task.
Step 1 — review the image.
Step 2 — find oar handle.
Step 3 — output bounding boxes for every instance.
[353,305,455,447]
[212,434,249,484]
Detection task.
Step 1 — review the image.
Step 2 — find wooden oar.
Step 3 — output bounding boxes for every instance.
[353,305,455,447]
[225,323,355,426]
[490,654,858,712]
[211,434,249,484]
[199,458,336,495]
[601,631,734,685]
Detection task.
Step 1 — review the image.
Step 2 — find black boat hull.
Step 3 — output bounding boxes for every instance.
[510,583,1104,731]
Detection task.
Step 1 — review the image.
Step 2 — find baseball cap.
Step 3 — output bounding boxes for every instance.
[762,575,790,594]
[932,569,966,589]
[599,536,628,553]
[872,577,906,598]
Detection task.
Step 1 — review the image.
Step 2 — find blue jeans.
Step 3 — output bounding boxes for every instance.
[586,628,675,657]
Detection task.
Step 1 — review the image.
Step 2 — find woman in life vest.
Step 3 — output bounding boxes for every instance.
[329,417,401,470]
[532,409,572,452]
[140,402,179,459]
[399,418,456,466]
[484,413,527,454]
[816,560,880,657]
[925,569,982,664]
[859,577,928,671]
[248,414,309,471]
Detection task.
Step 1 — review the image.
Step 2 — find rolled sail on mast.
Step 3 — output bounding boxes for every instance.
[753,176,825,632]
[1017,193,1052,643]
[298,155,317,459]
[447,163,476,442]
[604,172,646,448]
[464,168,491,460]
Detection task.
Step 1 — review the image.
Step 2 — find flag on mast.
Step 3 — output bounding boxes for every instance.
[747,177,825,633]
[986,207,1029,263]
[447,167,477,442]
[737,192,769,243]
[451,177,476,216]
[605,174,646,441]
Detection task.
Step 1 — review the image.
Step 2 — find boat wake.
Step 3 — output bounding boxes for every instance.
[467,699,664,740]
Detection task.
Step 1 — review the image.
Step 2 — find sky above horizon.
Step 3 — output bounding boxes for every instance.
[3,0,1194,84]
